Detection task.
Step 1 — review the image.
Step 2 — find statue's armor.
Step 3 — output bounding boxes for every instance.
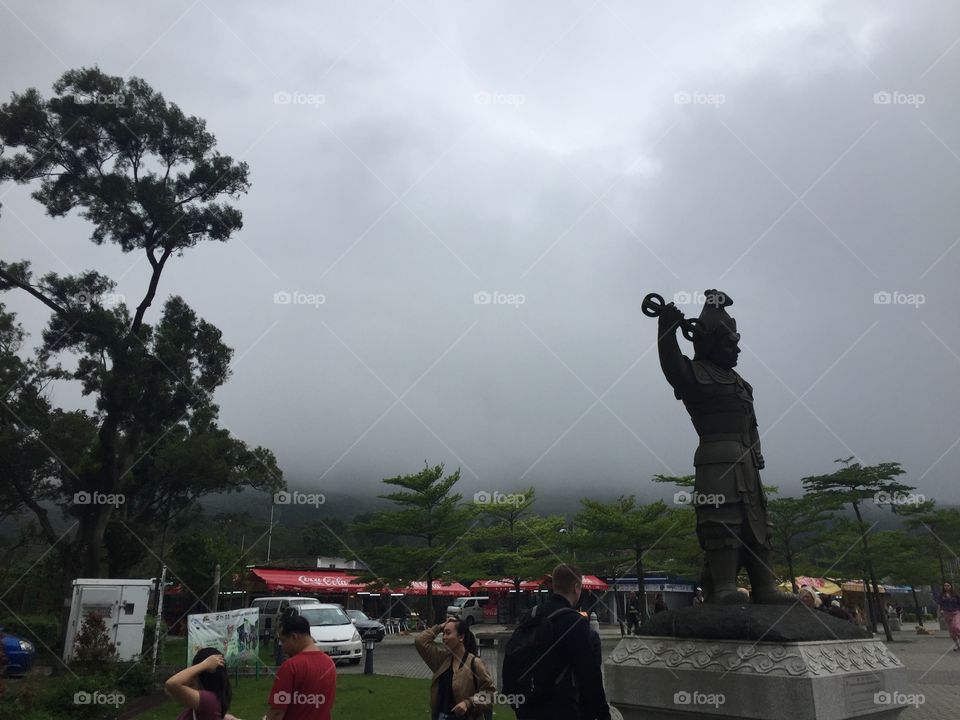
[678,359,771,551]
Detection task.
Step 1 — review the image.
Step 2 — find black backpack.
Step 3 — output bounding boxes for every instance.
[501,605,580,711]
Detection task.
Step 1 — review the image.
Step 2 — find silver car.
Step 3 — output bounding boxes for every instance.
[296,603,363,665]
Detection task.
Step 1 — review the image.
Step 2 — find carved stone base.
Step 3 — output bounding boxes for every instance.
[605,636,911,720]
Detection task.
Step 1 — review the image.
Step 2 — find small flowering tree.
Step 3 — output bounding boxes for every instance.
[71,612,117,666]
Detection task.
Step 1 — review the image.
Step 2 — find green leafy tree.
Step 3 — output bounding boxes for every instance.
[0,305,106,608]
[0,69,282,635]
[302,518,355,558]
[651,474,695,489]
[802,458,914,641]
[353,463,472,623]
[460,490,565,621]
[0,66,252,574]
[575,496,690,619]
[168,527,243,610]
[808,516,894,595]
[768,495,838,592]
[900,504,960,586]
[867,529,939,586]
[116,407,282,577]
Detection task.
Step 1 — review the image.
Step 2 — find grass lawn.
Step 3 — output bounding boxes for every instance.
[135,674,433,720]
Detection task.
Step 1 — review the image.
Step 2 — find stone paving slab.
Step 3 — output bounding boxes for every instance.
[881,625,960,719]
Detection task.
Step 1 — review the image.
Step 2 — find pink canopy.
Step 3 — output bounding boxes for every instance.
[470,579,514,591]
[400,580,471,597]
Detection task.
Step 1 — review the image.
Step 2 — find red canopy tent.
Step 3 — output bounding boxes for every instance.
[519,575,610,592]
[470,579,514,591]
[249,568,367,593]
[581,575,610,591]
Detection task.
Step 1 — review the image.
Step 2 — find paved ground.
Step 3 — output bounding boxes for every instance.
[339,623,958,718]
[877,623,960,718]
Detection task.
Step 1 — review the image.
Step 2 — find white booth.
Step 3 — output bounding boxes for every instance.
[63,578,153,663]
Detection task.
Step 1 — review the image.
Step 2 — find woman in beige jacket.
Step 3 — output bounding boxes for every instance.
[414,616,495,719]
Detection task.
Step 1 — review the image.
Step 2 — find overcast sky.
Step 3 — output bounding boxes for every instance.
[2,1,959,508]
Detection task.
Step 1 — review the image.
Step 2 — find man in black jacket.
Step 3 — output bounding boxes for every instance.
[518,564,611,720]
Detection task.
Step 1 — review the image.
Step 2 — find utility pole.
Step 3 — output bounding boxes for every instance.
[266,503,275,563]
[210,563,221,612]
[151,565,167,678]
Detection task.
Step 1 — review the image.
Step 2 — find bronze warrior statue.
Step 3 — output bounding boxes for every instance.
[644,289,792,605]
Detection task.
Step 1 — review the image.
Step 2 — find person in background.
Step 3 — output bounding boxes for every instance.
[164,648,233,720]
[692,587,705,607]
[653,592,668,614]
[625,592,641,633]
[798,587,822,610]
[826,600,853,622]
[935,581,960,652]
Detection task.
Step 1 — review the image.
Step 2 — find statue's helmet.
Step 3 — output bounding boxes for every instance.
[692,289,739,360]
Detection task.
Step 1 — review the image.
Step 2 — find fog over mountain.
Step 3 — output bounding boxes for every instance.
[3,1,959,510]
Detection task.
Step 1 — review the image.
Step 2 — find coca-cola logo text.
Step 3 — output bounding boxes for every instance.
[298,575,354,586]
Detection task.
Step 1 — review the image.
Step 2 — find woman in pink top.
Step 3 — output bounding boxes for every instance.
[165,647,234,720]
[935,581,960,651]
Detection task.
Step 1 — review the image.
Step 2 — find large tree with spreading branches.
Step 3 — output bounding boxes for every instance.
[0,68,282,630]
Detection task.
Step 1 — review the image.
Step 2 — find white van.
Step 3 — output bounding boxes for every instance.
[445,596,489,626]
[250,596,318,640]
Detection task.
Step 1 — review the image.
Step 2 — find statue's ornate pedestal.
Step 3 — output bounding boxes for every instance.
[605,607,910,720]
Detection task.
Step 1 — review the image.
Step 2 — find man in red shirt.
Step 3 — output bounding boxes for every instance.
[266,614,337,720]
